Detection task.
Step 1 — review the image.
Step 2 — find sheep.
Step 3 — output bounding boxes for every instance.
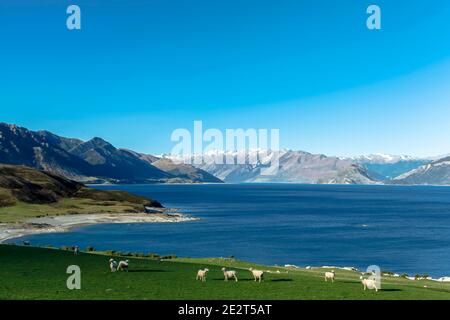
[196,268,209,282]
[324,270,336,282]
[221,267,238,282]
[109,259,118,272]
[360,276,378,292]
[249,268,264,282]
[117,259,129,272]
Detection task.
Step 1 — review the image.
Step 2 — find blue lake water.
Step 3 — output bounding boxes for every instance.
[9,184,450,277]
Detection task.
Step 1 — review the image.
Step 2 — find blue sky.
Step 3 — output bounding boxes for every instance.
[1,0,450,157]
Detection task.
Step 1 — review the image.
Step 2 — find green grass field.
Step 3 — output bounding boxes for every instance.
[1,244,449,300]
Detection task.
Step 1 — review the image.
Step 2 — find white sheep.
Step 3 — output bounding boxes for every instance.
[360,276,378,292]
[221,267,238,282]
[249,268,264,282]
[109,259,118,272]
[196,268,209,282]
[118,260,129,272]
[324,270,336,282]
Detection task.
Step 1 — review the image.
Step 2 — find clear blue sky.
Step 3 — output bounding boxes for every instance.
[1,0,450,157]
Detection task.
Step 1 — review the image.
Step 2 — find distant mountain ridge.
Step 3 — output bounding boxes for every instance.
[168,149,379,184]
[2,122,449,185]
[169,150,450,185]
[392,156,450,185]
[0,123,221,184]
[350,153,424,164]
[349,154,432,180]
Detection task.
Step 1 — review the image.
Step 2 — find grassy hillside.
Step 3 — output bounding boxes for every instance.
[0,164,162,222]
[1,245,449,300]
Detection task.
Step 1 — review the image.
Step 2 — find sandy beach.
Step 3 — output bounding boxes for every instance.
[0,211,198,243]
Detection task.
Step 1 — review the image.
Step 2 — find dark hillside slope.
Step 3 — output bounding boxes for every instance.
[0,164,161,208]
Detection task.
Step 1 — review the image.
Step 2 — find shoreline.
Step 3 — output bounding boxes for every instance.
[2,217,449,281]
[0,211,198,243]
[1,208,448,281]
[283,264,450,283]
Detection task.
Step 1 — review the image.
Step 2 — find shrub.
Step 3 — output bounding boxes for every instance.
[382,271,394,276]
[86,246,95,252]
[117,252,134,257]
[0,190,16,207]
[161,254,177,260]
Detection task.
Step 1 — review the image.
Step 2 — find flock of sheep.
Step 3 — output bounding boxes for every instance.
[107,259,379,292]
[325,270,379,291]
[196,267,264,283]
[109,258,129,272]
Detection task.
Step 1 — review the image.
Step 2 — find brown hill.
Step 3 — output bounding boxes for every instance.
[0,164,162,209]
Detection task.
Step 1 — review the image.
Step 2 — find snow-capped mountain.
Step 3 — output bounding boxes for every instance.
[349,154,432,180]
[392,156,450,185]
[166,149,379,184]
[350,153,421,164]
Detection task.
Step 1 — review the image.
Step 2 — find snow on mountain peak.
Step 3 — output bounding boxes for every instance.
[350,154,421,164]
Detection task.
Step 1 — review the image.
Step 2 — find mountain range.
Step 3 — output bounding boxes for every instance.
[0,123,221,184]
[167,150,378,184]
[1,122,449,185]
[349,154,432,180]
[168,150,450,185]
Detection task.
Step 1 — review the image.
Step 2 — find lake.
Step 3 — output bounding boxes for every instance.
[10,184,450,277]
